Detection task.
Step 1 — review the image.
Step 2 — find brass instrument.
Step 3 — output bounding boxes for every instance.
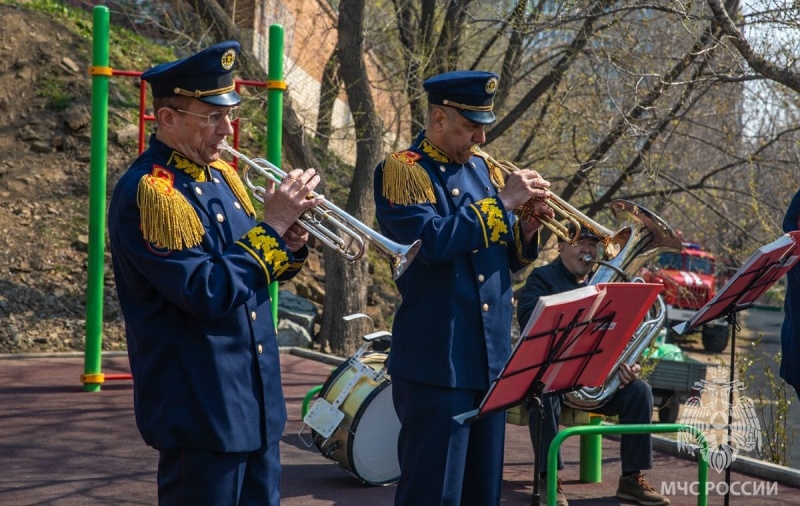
[219,140,421,280]
[564,200,682,410]
[472,146,617,247]
[472,147,682,408]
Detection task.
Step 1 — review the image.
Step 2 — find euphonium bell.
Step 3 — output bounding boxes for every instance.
[563,200,682,410]
[218,140,421,280]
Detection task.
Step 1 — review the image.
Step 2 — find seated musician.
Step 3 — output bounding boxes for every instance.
[516,224,670,506]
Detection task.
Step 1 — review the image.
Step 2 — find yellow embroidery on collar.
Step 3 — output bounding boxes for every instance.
[420,138,452,164]
[168,152,207,182]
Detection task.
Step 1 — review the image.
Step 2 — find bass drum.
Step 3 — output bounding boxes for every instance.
[312,352,400,486]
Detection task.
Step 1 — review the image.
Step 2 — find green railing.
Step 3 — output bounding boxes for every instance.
[545,423,710,506]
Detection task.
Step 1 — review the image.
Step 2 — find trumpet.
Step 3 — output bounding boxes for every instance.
[219,140,421,280]
[472,146,616,248]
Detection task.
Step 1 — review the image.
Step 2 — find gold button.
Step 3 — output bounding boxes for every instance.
[439,165,446,172]
[234,202,241,209]
[216,213,225,223]
[478,274,485,282]
[251,311,257,321]
[482,303,489,312]
[195,187,203,195]
[257,344,263,354]
[451,188,460,197]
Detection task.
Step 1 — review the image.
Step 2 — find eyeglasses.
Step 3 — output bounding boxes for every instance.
[175,106,240,127]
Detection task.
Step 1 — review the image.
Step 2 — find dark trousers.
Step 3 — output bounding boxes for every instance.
[157,442,281,506]
[528,379,654,475]
[391,377,506,506]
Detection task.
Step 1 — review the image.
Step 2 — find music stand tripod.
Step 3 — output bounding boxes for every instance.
[522,313,609,506]
[454,282,662,506]
[673,231,800,506]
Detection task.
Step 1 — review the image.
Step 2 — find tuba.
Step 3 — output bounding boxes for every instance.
[563,200,682,411]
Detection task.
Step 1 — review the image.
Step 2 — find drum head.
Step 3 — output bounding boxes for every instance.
[349,382,400,485]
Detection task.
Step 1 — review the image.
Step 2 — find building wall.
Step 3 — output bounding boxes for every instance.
[236,0,406,165]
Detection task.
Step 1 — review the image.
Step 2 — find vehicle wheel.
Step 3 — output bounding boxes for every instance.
[658,398,680,423]
[701,325,728,352]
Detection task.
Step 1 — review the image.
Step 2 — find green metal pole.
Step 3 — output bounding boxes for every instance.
[83,5,111,392]
[546,423,709,506]
[578,413,603,483]
[266,25,285,330]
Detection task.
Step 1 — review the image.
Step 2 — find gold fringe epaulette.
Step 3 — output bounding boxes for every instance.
[137,174,205,250]
[211,159,257,218]
[381,150,436,205]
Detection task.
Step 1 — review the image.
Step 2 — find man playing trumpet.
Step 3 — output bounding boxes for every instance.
[108,41,321,505]
[373,70,553,505]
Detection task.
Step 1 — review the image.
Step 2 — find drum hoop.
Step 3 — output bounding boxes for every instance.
[344,379,397,486]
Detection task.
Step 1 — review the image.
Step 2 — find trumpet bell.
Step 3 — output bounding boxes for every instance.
[390,239,422,279]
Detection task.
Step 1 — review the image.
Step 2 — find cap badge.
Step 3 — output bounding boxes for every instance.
[221,49,236,71]
[485,77,498,94]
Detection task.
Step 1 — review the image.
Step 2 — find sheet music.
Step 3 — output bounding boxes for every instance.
[461,282,662,422]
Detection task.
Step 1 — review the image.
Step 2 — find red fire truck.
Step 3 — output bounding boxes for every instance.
[640,242,729,352]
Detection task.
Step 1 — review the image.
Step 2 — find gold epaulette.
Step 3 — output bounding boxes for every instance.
[137,171,205,250]
[381,150,437,205]
[471,149,507,190]
[211,159,257,218]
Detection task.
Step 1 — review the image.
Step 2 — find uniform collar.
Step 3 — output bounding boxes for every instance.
[414,130,453,164]
[148,135,213,182]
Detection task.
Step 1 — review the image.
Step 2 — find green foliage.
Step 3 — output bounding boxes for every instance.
[38,75,72,110]
[758,283,786,308]
[735,338,796,466]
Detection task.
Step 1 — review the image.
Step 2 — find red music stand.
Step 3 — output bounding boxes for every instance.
[454,282,662,505]
[672,231,800,506]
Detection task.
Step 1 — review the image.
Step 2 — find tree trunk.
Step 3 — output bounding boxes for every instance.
[320,0,384,357]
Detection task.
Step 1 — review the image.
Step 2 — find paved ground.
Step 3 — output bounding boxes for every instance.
[1,351,799,505]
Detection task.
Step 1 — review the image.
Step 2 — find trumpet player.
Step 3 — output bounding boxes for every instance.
[373,70,553,506]
[108,41,321,505]
[516,224,670,506]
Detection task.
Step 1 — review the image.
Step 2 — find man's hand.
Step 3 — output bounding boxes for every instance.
[282,222,310,252]
[260,168,324,236]
[498,169,552,214]
[617,363,641,389]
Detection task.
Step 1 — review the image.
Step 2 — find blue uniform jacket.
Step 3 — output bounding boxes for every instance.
[374,131,538,390]
[781,189,800,397]
[108,136,306,452]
